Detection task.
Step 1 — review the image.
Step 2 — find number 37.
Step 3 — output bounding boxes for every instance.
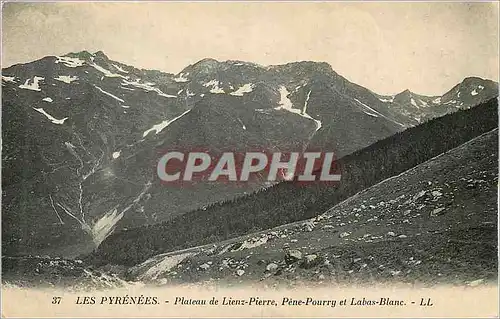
[52,297,62,304]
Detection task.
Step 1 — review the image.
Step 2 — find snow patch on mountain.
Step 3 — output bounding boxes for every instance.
[121,105,131,109]
[33,108,68,125]
[174,73,189,83]
[90,208,124,247]
[303,90,322,131]
[42,97,53,103]
[274,86,322,131]
[230,83,255,96]
[236,118,247,130]
[91,182,151,246]
[143,109,191,137]
[379,96,394,103]
[277,86,294,109]
[2,75,16,83]
[94,85,125,103]
[354,98,405,127]
[112,64,129,73]
[55,56,85,68]
[471,89,479,96]
[91,63,128,79]
[112,151,121,159]
[410,98,418,107]
[210,87,225,94]
[19,76,44,91]
[121,79,177,98]
[294,83,307,92]
[302,90,312,114]
[54,75,78,84]
[354,98,380,117]
[432,97,441,104]
[204,80,225,94]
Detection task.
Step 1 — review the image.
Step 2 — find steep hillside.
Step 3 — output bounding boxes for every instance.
[126,128,498,287]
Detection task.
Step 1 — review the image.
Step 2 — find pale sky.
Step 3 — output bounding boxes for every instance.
[2,2,499,95]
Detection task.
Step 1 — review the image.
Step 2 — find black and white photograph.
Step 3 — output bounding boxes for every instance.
[1,1,499,317]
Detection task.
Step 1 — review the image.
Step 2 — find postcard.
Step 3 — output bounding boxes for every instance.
[1,1,498,317]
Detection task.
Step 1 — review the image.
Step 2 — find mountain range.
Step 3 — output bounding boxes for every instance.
[2,50,498,257]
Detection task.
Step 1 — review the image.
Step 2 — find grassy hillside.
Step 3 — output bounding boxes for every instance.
[127,129,498,287]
